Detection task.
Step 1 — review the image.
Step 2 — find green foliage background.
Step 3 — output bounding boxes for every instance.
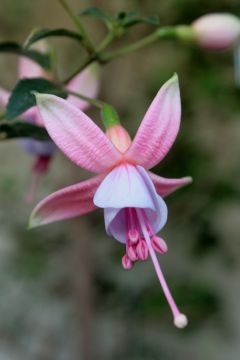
[1,0,240,359]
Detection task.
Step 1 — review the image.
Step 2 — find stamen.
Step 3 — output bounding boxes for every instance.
[136,208,188,329]
[122,254,133,270]
[136,238,148,261]
[127,245,138,262]
[152,236,168,254]
[128,208,139,244]
[128,229,139,244]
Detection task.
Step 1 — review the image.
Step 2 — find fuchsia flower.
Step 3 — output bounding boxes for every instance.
[30,74,192,328]
[0,44,99,202]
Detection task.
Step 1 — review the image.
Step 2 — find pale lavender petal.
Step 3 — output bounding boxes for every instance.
[125,74,181,169]
[35,94,122,173]
[18,110,55,156]
[67,64,100,111]
[104,208,126,243]
[149,172,193,197]
[30,174,104,227]
[102,166,168,243]
[93,164,156,210]
[137,166,168,234]
[19,138,55,156]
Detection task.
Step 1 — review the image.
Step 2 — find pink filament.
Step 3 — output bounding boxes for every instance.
[25,171,41,204]
[136,208,181,321]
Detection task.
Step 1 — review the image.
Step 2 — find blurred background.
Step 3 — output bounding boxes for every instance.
[1,0,240,359]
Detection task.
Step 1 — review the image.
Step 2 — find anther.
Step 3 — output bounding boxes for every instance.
[152,236,168,254]
[136,239,148,261]
[127,245,138,262]
[122,254,133,270]
[128,229,139,244]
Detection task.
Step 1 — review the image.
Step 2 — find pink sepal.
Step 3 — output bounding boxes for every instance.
[29,174,104,227]
[125,74,181,169]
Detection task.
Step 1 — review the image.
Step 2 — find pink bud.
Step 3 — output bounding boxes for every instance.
[106,124,132,153]
[152,236,168,254]
[128,229,139,244]
[192,13,240,50]
[122,254,133,270]
[136,239,148,261]
[127,245,138,262]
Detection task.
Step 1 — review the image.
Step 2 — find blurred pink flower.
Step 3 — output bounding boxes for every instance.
[192,13,240,50]
[0,45,100,202]
[30,74,192,328]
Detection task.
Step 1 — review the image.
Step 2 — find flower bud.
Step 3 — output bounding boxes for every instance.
[106,124,132,153]
[192,13,240,50]
[136,239,148,261]
[122,254,133,270]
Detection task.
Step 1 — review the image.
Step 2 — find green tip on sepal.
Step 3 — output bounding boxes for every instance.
[172,72,178,79]
[27,212,40,230]
[101,104,120,129]
[27,213,34,230]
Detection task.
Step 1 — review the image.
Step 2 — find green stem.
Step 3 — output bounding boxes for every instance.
[66,89,105,109]
[100,27,178,62]
[62,30,116,84]
[62,56,95,84]
[96,31,115,53]
[57,0,94,53]
[62,26,189,87]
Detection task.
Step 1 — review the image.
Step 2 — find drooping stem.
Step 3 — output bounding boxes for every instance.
[66,89,106,109]
[57,0,95,54]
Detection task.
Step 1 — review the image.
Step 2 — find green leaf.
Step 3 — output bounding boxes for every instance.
[80,7,112,23]
[0,42,51,69]
[24,28,83,48]
[0,121,50,141]
[6,78,67,120]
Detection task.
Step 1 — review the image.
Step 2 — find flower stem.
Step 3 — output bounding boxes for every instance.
[100,27,178,62]
[136,208,188,328]
[66,89,105,109]
[62,56,95,84]
[96,31,115,53]
[57,0,95,54]
[61,26,188,87]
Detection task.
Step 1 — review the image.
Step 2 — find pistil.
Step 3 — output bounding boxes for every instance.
[136,208,188,329]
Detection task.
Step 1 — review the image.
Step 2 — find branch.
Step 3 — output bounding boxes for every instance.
[57,0,95,54]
